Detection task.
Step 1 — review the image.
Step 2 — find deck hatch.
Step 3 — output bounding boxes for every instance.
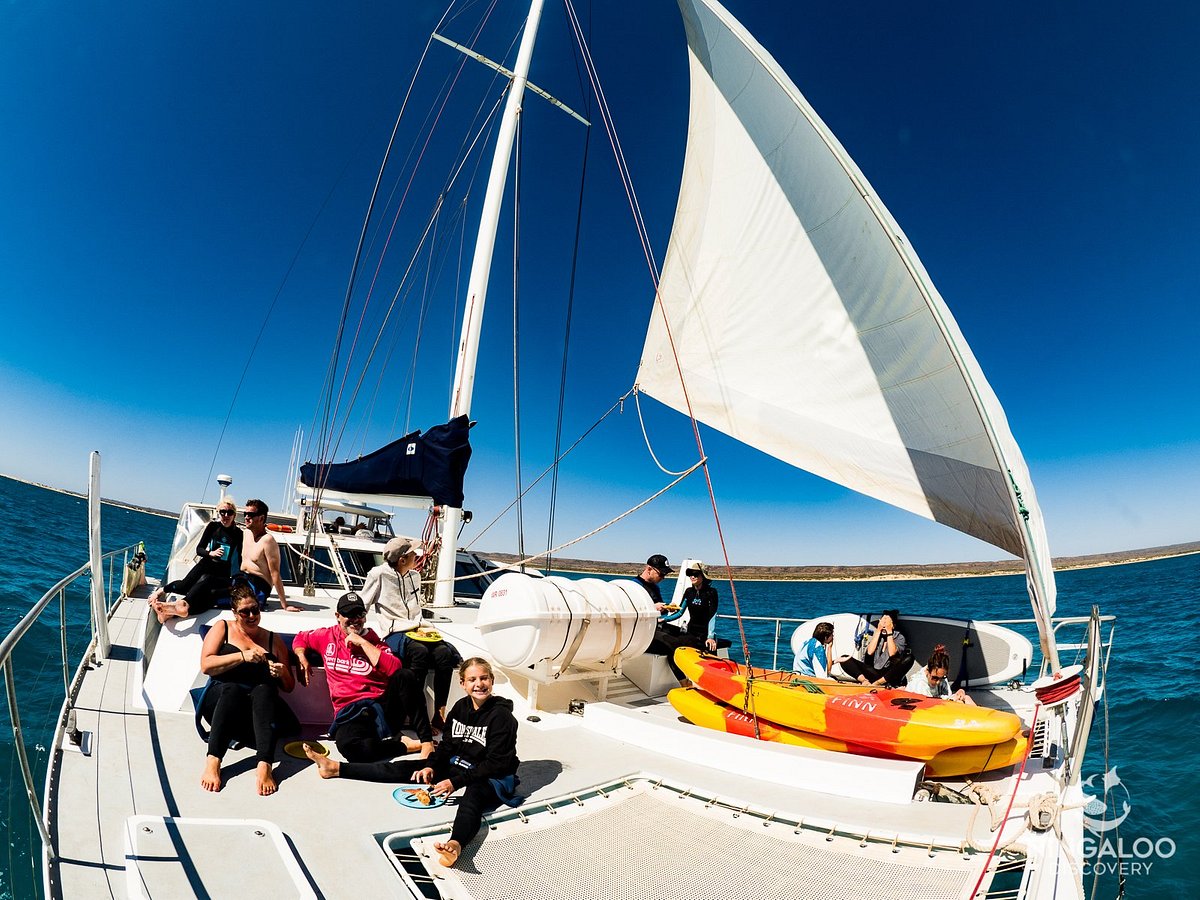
[123,815,316,899]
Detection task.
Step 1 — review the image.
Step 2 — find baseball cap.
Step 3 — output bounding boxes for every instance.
[646,554,673,576]
[337,591,366,617]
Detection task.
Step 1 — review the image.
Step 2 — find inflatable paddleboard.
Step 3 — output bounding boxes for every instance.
[668,687,1029,778]
[675,647,1022,754]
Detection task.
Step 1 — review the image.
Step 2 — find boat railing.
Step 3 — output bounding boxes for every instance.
[715,610,1118,680]
[0,541,143,863]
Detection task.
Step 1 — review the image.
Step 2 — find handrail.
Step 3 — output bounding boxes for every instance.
[0,541,142,865]
[712,610,1118,676]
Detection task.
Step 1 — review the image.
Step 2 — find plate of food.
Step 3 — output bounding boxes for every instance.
[660,605,681,613]
[393,784,448,809]
[405,629,443,643]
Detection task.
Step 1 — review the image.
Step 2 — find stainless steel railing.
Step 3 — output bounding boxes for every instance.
[714,611,1117,678]
[0,541,143,861]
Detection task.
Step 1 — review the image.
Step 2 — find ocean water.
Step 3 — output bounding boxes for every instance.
[0,476,1193,897]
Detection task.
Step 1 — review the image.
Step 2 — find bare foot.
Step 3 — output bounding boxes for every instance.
[400,736,422,754]
[201,756,223,792]
[256,761,278,796]
[154,600,184,624]
[148,587,165,605]
[434,839,461,868]
[153,600,171,625]
[303,743,340,778]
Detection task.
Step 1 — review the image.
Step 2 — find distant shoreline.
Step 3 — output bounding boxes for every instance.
[5,472,1195,581]
[0,473,176,519]
[483,542,1200,583]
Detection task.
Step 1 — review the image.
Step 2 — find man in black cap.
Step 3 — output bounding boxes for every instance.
[635,554,673,610]
[293,591,433,762]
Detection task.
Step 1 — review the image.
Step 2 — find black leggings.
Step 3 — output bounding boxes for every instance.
[648,625,706,680]
[164,556,230,615]
[340,757,503,848]
[202,680,279,764]
[385,634,462,713]
[333,669,432,762]
[840,656,912,687]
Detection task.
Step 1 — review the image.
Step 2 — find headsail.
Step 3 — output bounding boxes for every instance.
[639,0,1057,652]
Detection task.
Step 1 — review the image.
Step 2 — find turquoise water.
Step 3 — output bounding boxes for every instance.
[0,476,1193,897]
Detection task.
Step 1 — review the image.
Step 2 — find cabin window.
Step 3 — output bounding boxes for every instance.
[278,545,342,587]
[454,557,497,600]
[338,549,382,584]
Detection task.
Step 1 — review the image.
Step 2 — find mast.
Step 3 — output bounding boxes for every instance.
[432,0,545,606]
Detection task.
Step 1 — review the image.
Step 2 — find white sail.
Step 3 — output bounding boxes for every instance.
[639,0,1057,635]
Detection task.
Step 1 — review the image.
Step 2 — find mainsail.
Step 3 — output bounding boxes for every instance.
[639,0,1057,650]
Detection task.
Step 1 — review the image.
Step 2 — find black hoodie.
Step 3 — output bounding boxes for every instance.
[429,694,519,790]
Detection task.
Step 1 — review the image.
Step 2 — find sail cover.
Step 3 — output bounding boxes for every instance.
[300,416,472,508]
[639,0,1056,624]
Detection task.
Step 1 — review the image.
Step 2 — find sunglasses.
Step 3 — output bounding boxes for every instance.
[928,674,945,683]
[217,509,235,517]
[244,511,264,519]
[235,607,261,618]
[340,611,366,622]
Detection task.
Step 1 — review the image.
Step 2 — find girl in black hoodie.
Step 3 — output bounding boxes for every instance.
[305,657,520,867]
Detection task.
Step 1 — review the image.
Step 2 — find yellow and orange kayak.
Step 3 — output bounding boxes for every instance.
[668,687,1029,778]
[674,647,1022,755]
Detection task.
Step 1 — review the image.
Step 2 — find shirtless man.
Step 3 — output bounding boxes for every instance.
[240,499,300,612]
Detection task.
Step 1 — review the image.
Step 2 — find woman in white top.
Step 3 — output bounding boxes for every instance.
[360,538,462,728]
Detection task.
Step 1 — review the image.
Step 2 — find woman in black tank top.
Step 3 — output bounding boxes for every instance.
[198,583,295,795]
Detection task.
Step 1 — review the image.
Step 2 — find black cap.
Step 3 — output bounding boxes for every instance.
[646,554,673,576]
[337,591,366,617]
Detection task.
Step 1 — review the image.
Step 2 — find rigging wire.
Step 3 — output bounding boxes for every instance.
[310,22,447,472]
[451,458,706,582]
[465,390,632,549]
[315,9,521,477]
[198,163,350,503]
[309,0,505,477]
[564,0,756,678]
[544,13,594,572]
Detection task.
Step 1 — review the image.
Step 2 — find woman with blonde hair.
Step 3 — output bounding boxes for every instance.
[151,498,242,622]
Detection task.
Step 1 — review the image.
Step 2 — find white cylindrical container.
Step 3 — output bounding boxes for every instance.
[477,573,658,669]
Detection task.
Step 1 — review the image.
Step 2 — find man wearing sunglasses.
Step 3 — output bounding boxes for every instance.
[236,499,299,612]
[292,592,433,762]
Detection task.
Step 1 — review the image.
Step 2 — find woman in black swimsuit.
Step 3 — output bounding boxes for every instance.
[198,582,295,794]
[152,498,242,622]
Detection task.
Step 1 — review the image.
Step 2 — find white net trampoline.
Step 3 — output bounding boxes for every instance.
[385,779,995,900]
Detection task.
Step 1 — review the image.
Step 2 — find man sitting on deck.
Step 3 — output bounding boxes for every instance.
[635,554,672,608]
[292,592,433,762]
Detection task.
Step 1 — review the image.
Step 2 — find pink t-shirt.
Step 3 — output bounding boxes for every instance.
[291,624,401,714]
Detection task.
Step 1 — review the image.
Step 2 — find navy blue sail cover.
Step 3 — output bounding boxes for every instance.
[300,416,472,507]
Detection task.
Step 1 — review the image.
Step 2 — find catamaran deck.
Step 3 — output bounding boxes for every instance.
[48,584,1065,899]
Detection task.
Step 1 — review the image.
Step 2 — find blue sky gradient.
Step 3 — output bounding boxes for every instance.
[1,1,1196,565]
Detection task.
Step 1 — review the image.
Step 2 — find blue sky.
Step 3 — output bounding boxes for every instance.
[1,1,1197,566]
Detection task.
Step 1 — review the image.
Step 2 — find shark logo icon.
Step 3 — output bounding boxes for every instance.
[1082,766,1131,835]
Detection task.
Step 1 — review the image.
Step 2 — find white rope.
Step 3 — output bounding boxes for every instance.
[633,388,693,476]
[426,459,706,585]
